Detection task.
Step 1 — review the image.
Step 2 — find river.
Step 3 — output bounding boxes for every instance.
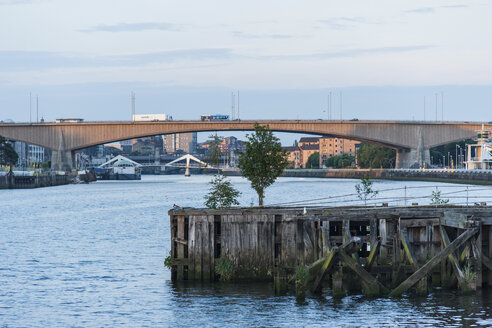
[1,175,491,327]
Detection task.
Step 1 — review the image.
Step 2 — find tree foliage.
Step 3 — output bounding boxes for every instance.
[204,175,241,209]
[430,189,449,205]
[356,144,396,168]
[238,123,288,206]
[325,154,355,168]
[207,134,223,168]
[355,177,378,205]
[305,152,319,169]
[0,135,18,166]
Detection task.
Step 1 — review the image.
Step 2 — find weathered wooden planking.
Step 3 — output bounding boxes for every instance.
[440,212,469,229]
[390,226,479,296]
[281,216,297,269]
[188,215,195,279]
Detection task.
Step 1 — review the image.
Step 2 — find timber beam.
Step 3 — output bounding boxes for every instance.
[390,226,479,296]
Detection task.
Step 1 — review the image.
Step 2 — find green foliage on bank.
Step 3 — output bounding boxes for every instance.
[305,152,320,169]
[0,135,18,166]
[325,154,355,168]
[356,144,396,168]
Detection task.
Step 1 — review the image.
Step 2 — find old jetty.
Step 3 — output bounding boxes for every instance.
[168,206,492,297]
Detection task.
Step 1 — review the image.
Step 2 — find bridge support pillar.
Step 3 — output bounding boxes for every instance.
[50,131,73,172]
[396,148,430,169]
[51,149,74,171]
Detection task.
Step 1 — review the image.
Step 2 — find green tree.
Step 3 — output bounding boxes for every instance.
[356,144,396,168]
[238,123,288,206]
[204,174,241,209]
[207,134,223,168]
[355,177,378,205]
[325,154,355,168]
[0,136,19,169]
[305,152,320,169]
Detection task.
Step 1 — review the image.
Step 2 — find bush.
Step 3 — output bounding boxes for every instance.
[215,257,234,281]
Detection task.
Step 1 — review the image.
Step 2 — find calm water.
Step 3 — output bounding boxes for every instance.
[1,175,491,327]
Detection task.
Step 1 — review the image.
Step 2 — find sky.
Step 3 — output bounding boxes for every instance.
[0,0,491,143]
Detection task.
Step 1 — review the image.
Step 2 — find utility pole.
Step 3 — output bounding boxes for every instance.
[237,90,240,120]
[339,91,342,120]
[329,92,332,120]
[231,92,235,120]
[36,95,39,123]
[435,93,438,121]
[29,92,32,123]
[424,96,426,121]
[131,91,135,121]
[441,91,444,121]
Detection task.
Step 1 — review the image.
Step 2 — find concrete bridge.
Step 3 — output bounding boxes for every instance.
[0,120,489,170]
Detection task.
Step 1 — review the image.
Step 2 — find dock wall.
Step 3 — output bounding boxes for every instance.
[0,174,71,189]
[223,169,492,184]
[168,206,492,296]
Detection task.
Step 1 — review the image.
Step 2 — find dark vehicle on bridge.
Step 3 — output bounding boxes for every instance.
[200,114,230,121]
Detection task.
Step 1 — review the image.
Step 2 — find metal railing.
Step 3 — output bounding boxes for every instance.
[267,185,492,208]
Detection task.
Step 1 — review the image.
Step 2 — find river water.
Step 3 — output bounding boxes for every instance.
[1,175,491,327]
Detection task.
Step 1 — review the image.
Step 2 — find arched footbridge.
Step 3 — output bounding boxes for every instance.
[0,120,489,170]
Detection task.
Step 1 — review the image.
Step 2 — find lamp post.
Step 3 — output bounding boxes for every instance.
[456,145,460,170]
[448,152,451,168]
[442,155,445,168]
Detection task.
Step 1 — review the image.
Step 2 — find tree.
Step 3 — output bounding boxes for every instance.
[355,177,378,205]
[238,123,288,206]
[356,144,396,168]
[305,152,319,169]
[207,134,223,168]
[325,154,355,168]
[204,175,241,209]
[0,135,18,169]
[430,188,449,205]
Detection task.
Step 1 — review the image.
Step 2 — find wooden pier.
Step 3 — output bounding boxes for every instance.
[168,206,492,296]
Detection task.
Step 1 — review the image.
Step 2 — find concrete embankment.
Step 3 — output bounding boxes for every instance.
[224,169,492,185]
[0,174,71,189]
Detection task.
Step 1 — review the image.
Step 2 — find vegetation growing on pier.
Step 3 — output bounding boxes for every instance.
[204,175,241,209]
[430,189,449,205]
[238,123,288,205]
[355,177,378,205]
[215,257,234,281]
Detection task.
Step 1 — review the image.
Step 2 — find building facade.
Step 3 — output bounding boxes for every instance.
[164,132,198,154]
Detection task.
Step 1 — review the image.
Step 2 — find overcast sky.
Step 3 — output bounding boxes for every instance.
[0,0,491,143]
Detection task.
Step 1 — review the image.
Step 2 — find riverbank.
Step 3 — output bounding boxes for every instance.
[0,170,96,189]
[223,168,492,185]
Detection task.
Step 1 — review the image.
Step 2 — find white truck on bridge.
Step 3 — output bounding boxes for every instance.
[132,114,172,121]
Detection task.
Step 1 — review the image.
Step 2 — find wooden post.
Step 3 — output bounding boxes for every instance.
[332,266,345,298]
[366,239,380,271]
[473,224,482,289]
[489,226,492,286]
[188,216,195,280]
[439,225,470,291]
[390,226,479,297]
[310,247,338,293]
[401,227,427,295]
[177,215,185,280]
[339,251,389,296]
[194,218,203,280]
[379,219,388,263]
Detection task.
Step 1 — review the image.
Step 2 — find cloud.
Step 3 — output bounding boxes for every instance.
[232,31,294,39]
[441,4,468,9]
[0,0,35,4]
[0,48,234,71]
[405,7,435,14]
[317,17,377,30]
[259,45,435,60]
[80,22,180,33]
